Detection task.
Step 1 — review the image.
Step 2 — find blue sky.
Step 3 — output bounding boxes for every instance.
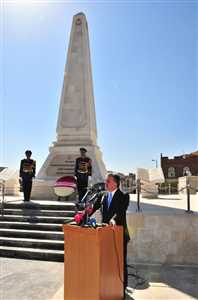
[0,0,197,174]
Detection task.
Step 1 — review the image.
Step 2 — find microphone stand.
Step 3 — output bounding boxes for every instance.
[65,187,105,226]
[81,191,99,226]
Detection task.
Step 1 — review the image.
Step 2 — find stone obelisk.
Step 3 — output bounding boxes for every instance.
[32,12,106,199]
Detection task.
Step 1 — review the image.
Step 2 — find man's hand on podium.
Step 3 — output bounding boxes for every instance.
[109,219,116,226]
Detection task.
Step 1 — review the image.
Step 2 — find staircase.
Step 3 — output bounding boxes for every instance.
[0,200,76,262]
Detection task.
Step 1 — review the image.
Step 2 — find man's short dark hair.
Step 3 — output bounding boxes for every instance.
[25,150,32,156]
[108,174,120,188]
[80,147,87,153]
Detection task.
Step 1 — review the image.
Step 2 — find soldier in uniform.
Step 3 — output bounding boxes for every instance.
[19,150,36,202]
[75,148,92,202]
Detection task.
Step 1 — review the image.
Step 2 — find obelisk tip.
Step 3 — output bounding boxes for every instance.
[75,12,86,18]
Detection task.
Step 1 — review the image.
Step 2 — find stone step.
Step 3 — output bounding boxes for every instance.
[0,228,64,240]
[2,209,75,217]
[0,199,75,262]
[0,215,73,224]
[2,202,76,211]
[0,246,64,262]
[0,221,63,232]
[0,237,64,250]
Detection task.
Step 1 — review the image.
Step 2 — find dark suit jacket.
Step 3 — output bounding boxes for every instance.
[92,189,130,242]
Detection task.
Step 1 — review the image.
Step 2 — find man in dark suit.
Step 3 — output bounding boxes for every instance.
[19,150,36,202]
[92,173,130,298]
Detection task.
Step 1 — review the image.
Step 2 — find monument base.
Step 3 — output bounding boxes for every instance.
[31,144,106,200]
[31,179,56,200]
[31,178,77,201]
[141,181,159,199]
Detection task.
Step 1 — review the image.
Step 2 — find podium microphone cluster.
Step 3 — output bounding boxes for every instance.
[64,185,106,227]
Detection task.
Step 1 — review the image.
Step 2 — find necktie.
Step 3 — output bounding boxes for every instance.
[107,192,112,209]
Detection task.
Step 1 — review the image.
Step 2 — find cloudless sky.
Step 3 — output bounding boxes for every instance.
[0,0,197,174]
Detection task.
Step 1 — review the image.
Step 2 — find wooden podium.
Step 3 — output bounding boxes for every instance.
[63,225,124,300]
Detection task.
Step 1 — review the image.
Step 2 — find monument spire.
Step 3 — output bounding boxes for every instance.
[32,13,106,199]
[56,12,97,145]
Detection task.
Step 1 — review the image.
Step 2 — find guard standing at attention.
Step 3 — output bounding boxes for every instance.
[19,150,36,202]
[75,148,92,202]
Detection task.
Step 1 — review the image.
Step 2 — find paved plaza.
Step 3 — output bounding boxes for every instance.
[3,192,198,214]
[129,194,198,214]
[0,258,197,300]
[0,194,197,299]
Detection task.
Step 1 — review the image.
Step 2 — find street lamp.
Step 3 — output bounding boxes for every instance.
[152,159,158,168]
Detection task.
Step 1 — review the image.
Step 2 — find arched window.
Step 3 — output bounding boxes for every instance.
[183,166,191,176]
[168,167,176,178]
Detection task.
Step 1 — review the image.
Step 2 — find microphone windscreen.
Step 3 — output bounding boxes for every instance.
[74,212,84,224]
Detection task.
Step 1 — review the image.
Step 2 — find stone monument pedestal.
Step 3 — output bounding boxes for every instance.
[32,145,106,200]
[141,181,158,199]
[137,167,164,199]
[32,179,55,200]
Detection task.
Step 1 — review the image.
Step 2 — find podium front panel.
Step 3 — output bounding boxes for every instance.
[99,226,124,300]
[63,225,100,300]
[63,225,124,300]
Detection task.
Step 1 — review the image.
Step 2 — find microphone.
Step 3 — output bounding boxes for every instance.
[88,218,97,227]
[74,212,84,224]
[65,182,106,227]
[76,190,106,211]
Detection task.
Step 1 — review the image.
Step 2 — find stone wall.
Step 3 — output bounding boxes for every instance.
[179,176,198,195]
[127,213,198,265]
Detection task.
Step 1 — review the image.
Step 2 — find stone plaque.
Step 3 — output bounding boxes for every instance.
[46,154,77,177]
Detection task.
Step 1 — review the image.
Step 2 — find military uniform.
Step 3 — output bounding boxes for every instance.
[20,159,36,201]
[75,156,92,202]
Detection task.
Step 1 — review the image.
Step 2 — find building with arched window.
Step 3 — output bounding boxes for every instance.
[183,166,192,176]
[160,151,198,191]
[168,167,176,178]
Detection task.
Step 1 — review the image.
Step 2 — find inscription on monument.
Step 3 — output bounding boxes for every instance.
[46,155,77,177]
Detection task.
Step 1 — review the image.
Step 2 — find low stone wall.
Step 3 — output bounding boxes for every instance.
[179,176,198,195]
[127,212,198,265]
